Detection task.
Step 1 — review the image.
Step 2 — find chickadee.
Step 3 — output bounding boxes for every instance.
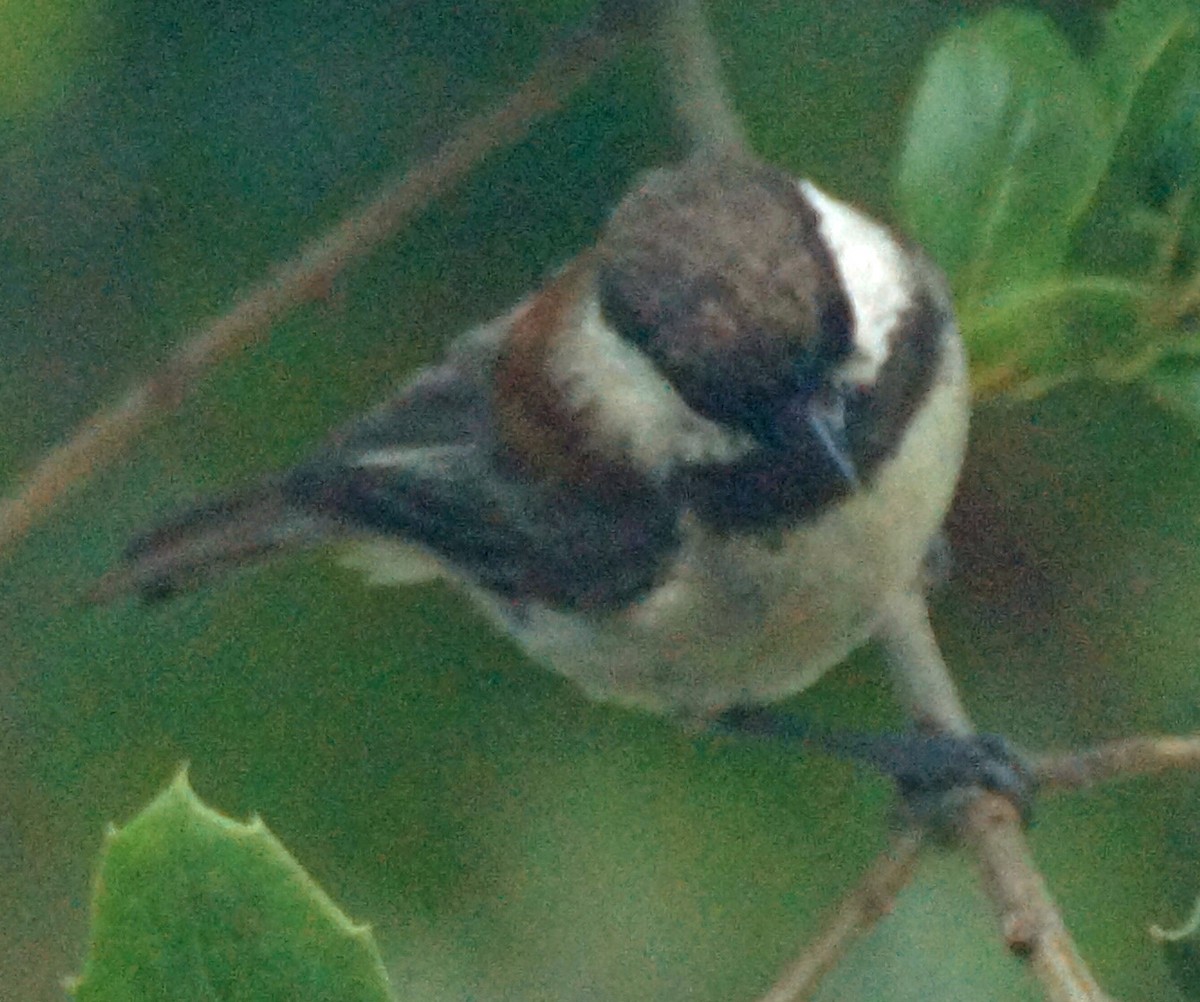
[97,152,968,723]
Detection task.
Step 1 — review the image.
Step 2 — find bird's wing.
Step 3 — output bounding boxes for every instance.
[286,435,681,613]
[100,313,681,610]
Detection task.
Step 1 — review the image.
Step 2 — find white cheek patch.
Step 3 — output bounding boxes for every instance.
[799,181,915,388]
[548,293,752,475]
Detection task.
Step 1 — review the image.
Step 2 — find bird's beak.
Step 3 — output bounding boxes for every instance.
[806,390,859,488]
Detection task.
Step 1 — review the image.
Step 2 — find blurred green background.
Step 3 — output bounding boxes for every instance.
[3,1,1200,999]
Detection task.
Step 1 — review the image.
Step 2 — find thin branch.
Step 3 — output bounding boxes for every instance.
[1035,735,1200,792]
[657,0,748,154]
[750,732,1200,1002]
[965,794,1117,1002]
[0,16,624,562]
[753,832,923,1002]
[876,590,1116,1002]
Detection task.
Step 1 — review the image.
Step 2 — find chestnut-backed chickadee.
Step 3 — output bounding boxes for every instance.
[97,152,968,723]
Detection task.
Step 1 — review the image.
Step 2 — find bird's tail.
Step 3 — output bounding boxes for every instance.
[90,477,331,602]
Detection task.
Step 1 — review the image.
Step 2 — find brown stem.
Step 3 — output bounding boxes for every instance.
[876,591,1115,1002]
[753,833,923,1002]
[0,16,622,561]
[656,0,748,154]
[965,794,1117,1002]
[1035,735,1200,792]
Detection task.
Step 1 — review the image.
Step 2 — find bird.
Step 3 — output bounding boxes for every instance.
[94,151,969,726]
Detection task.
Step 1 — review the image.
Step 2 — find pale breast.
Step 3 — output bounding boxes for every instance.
[489,329,969,719]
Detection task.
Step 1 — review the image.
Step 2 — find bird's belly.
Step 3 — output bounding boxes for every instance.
[489,336,969,719]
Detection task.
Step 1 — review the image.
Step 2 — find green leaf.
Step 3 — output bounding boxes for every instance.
[1092,0,1198,145]
[895,9,1107,309]
[897,2,1200,402]
[68,770,393,1002]
[1075,0,1200,277]
[965,274,1151,399]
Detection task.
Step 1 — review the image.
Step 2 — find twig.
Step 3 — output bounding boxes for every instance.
[1035,735,1200,792]
[964,794,1116,1002]
[657,0,748,154]
[753,832,924,1002]
[877,590,1116,1002]
[751,724,1200,1001]
[0,15,624,562]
